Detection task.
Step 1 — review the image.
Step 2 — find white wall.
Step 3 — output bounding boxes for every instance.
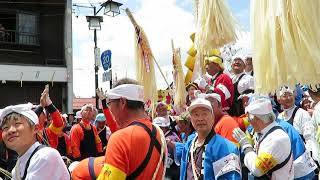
[0,64,68,82]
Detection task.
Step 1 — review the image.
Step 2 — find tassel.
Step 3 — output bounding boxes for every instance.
[125,8,158,114]
[172,40,187,111]
[194,0,239,55]
[251,0,320,94]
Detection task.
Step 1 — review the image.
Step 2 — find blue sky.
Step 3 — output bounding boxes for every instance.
[72,0,250,97]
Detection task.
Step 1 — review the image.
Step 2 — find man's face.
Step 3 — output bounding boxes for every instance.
[279,92,295,109]
[242,96,250,109]
[156,104,168,117]
[205,97,220,117]
[187,86,197,97]
[205,62,220,76]
[190,107,214,134]
[107,99,121,124]
[177,120,190,133]
[38,112,46,130]
[245,57,253,71]
[68,115,74,122]
[2,116,37,154]
[81,107,94,121]
[97,121,105,130]
[231,58,245,74]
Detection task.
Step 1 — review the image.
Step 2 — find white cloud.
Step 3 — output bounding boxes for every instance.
[72,0,195,97]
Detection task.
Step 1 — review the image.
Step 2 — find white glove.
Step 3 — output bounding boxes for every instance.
[233,128,252,152]
[96,88,107,100]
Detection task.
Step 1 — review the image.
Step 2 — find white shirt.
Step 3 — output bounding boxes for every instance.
[278,106,318,156]
[312,101,320,126]
[231,72,254,94]
[12,142,70,180]
[312,101,320,161]
[244,121,294,179]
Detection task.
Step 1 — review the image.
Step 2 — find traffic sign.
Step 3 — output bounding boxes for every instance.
[102,70,112,82]
[101,50,112,71]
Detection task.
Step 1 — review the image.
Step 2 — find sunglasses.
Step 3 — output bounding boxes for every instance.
[106,99,120,106]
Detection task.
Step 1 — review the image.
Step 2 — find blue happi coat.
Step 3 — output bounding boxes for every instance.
[176,133,241,180]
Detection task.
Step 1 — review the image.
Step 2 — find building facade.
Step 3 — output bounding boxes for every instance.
[0,0,73,112]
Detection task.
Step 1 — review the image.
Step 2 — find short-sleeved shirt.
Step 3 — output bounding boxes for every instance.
[215,114,240,145]
[72,156,104,180]
[98,119,164,179]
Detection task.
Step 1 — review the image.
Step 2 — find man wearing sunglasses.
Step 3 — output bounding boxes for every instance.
[97,78,166,180]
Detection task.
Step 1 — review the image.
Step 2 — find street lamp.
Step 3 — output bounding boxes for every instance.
[81,0,122,109]
[102,0,123,17]
[86,16,103,30]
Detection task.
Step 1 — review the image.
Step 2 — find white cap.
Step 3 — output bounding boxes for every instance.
[232,54,245,64]
[279,86,294,96]
[238,75,254,94]
[188,98,212,113]
[153,117,170,127]
[245,98,273,115]
[205,93,221,103]
[75,110,82,119]
[0,103,39,126]
[106,84,144,102]
[62,113,68,118]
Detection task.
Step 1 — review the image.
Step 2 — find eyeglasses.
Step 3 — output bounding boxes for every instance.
[106,99,119,106]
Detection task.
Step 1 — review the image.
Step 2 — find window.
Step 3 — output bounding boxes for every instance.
[17,13,39,45]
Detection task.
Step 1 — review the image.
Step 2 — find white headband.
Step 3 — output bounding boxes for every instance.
[0,103,39,126]
[106,84,144,102]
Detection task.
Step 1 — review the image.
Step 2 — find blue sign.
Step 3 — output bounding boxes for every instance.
[101,50,112,71]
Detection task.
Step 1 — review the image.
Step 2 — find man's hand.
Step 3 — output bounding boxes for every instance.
[233,128,252,152]
[96,88,107,100]
[40,88,47,107]
[44,85,52,106]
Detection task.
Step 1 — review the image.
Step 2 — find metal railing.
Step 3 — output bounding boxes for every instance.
[0,29,39,45]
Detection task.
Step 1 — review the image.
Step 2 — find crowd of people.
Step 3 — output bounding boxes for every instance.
[0,53,319,180]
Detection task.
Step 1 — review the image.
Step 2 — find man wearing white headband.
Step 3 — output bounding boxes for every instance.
[177,98,241,180]
[233,98,293,179]
[0,104,69,180]
[97,78,166,180]
[278,86,319,162]
[229,54,254,116]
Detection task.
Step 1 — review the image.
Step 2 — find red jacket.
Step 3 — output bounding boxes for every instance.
[38,105,72,156]
[207,72,234,110]
[70,121,102,159]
